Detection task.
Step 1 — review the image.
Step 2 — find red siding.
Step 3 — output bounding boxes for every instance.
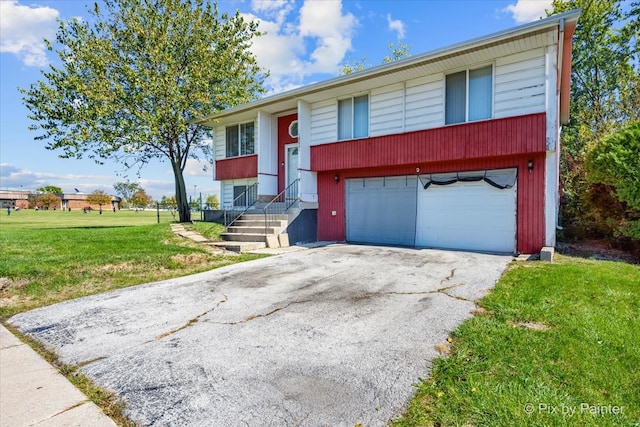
[314,114,548,254]
[278,114,298,193]
[215,155,258,180]
[311,113,546,171]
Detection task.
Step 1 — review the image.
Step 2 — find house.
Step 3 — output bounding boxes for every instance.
[195,10,580,255]
[0,190,121,211]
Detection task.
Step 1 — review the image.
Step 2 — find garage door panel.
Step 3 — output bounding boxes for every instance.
[416,179,516,253]
[346,176,417,246]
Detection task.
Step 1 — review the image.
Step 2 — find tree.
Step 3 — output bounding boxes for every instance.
[382,41,411,63]
[36,185,62,194]
[130,190,153,210]
[21,0,266,223]
[86,190,112,212]
[548,0,639,238]
[206,194,220,210]
[160,195,177,210]
[340,55,368,75]
[36,193,61,209]
[113,181,142,201]
[586,121,640,238]
[340,42,411,75]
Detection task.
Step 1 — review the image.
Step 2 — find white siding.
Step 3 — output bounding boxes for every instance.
[221,178,258,207]
[310,100,337,145]
[370,83,404,136]
[306,48,547,141]
[257,111,276,176]
[405,74,444,131]
[298,100,318,205]
[214,125,226,160]
[494,48,546,118]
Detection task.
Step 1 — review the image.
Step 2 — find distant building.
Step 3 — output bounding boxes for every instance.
[0,190,121,210]
[0,191,29,209]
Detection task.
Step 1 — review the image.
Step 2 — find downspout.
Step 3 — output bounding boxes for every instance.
[556,18,565,231]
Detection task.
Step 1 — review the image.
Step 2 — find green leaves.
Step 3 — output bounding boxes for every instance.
[587,121,640,211]
[549,1,640,241]
[21,0,266,222]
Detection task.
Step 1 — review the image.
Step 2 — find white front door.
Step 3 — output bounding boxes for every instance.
[285,144,299,189]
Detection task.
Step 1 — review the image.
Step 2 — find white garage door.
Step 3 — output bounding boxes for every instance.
[346,176,417,246]
[415,169,517,253]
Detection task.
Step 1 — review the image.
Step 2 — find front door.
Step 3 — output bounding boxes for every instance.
[285,144,299,189]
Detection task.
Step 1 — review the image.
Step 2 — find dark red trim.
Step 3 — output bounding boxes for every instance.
[278,114,298,193]
[311,113,546,172]
[215,155,257,180]
[314,114,549,254]
[317,155,546,254]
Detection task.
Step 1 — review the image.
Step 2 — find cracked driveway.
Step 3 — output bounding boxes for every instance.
[9,244,511,426]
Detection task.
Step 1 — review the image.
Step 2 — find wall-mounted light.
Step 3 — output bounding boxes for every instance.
[528,160,534,172]
[334,174,340,183]
[416,167,420,173]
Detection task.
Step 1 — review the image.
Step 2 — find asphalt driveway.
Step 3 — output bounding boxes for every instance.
[9,244,511,426]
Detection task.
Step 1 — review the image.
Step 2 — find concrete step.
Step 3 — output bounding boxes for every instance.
[252,202,291,210]
[220,233,268,243]
[210,241,266,252]
[240,213,289,221]
[227,226,281,234]
[232,219,287,228]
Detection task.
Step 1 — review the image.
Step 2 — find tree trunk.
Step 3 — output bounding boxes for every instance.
[172,163,191,223]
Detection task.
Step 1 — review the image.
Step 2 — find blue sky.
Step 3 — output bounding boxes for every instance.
[0,0,552,200]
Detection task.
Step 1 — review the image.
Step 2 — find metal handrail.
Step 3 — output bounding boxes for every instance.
[263,179,299,235]
[223,182,258,228]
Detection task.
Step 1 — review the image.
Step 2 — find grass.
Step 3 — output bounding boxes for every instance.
[191,220,227,240]
[3,210,639,426]
[0,209,263,318]
[0,209,264,426]
[393,255,640,427]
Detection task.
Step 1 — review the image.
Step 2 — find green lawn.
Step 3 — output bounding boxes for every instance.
[0,209,262,318]
[3,210,638,426]
[394,256,640,427]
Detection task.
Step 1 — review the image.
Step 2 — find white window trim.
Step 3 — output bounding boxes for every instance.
[445,63,495,124]
[225,121,256,158]
[337,93,370,141]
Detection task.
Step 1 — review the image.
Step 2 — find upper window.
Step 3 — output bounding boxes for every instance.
[338,95,369,140]
[445,65,492,125]
[226,122,255,157]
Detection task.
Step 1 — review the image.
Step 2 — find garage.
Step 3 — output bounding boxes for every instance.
[346,176,417,246]
[345,169,517,253]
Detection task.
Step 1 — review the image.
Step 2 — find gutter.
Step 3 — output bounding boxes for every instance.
[557,18,565,112]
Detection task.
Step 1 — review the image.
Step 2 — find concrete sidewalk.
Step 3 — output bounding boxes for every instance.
[0,324,116,427]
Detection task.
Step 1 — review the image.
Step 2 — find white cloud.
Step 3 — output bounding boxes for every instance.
[386,14,405,39]
[0,163,115,194]
[0,162,219,200]
[299,0,357,74]
[183,158,212,177]
[503,0,553,23]
[0,0,59,67]
[251,0,295,25]
[244,13,306,92]
[245,0,358,93]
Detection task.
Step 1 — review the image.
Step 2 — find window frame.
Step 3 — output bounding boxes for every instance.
[338,94,369,140]
[445,64,494,125]
[225,121,255,158]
